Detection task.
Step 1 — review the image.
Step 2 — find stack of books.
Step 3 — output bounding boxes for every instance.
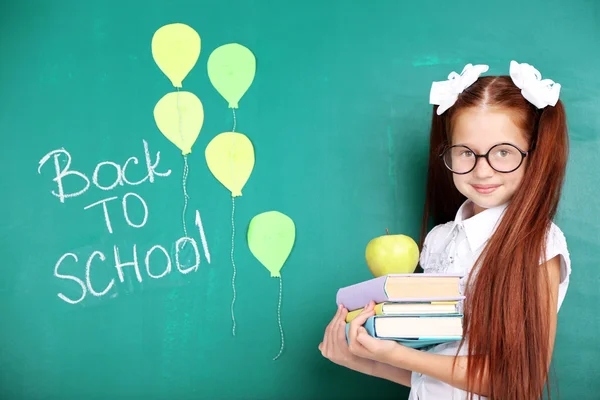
[336,273,465,349]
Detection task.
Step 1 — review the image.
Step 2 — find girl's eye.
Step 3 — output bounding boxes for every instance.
[496,150,511,157]
[461,151,474,157]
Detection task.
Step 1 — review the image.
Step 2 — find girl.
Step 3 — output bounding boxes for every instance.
[319,61,571,399]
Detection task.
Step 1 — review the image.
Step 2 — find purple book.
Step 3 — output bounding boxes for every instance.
[336,273,465,311]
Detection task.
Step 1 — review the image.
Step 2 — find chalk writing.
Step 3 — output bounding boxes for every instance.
[38,140,171,203]
[39,140,211,305]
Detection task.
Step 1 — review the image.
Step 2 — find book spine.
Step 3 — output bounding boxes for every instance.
[386,296,465,302]
[345,317,378,344]
[336,276,388,311]
[363,316,376,337]
[377,313,463,318]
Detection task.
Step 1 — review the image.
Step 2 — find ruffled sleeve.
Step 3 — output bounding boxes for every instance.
[419,223,450,271]
[544,222,571,311]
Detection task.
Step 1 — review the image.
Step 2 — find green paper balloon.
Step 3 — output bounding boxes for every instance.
[207,43,256,108]
[248,211,295,277]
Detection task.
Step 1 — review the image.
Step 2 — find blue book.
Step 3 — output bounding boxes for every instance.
[345,314,463,349]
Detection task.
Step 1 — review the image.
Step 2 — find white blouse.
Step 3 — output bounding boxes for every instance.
[408,200,572,400]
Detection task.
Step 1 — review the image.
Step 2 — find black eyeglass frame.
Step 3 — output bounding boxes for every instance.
[439,142,530,175]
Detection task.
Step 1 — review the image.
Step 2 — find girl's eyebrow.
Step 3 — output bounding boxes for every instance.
[451,142,477,148]
[454,141,518,147]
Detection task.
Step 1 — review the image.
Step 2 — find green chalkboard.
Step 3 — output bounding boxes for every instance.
[1,0,598,399]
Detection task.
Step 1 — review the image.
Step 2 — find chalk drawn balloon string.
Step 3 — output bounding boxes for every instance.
[182,156,190,237]
[176,87,190,238]
[232,108,237,133]
[273,276,285,361]
[230,107,237,336]
[230,195,237,336]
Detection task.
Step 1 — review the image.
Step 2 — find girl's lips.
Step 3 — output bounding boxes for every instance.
[472,184,501,194]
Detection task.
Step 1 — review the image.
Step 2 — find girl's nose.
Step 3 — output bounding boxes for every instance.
[473,157,495,179]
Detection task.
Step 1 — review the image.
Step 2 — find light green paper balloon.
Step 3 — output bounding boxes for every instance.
[248,211,295,277]
[207,43,256,109]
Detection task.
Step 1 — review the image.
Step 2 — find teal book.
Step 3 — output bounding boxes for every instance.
[345,314,463,349]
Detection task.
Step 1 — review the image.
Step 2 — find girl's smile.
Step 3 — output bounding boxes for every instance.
[471,184,502,194]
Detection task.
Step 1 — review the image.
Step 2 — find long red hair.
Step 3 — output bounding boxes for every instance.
[420,76,569,399]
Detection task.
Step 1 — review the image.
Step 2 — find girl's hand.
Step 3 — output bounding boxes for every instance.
[318,304,375,374]
[347,301,401,364]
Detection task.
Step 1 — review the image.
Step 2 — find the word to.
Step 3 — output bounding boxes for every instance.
[85,192,148,234]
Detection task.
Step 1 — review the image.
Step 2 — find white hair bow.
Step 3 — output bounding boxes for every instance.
[429,63,489,115]
[509,60,561,108]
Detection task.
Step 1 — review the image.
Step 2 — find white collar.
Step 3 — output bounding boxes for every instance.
[453,199,509,252]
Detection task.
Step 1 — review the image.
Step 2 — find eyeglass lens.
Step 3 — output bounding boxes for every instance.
[443,144,523,173]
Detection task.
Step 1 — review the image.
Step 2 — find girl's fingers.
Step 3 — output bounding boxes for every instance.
[323,305,342,351]
[335,308,349,342]
[363,300,375,312]
[351,306,375,327]
[332,304,343,325]
[348,306,371,341]
[339,308,348,325]
[325,305,341,334]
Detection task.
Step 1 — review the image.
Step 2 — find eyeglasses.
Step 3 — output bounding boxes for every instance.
[440,143,529,174]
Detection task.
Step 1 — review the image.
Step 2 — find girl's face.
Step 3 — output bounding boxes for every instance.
[451,107,530,214]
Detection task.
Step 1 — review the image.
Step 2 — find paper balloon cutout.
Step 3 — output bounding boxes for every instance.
[154,91,204,155]
[205,132,254,196]
[248,211,296,277]
[152,23,201,88]
[207,43,256,108]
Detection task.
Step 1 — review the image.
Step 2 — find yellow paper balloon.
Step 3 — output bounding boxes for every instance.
[152,23,201,88]
[207,43,256,108]
[205,132,254,196]
[153,91,204,155]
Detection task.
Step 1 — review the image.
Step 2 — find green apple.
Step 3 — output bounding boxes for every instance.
[365,229,420,277]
